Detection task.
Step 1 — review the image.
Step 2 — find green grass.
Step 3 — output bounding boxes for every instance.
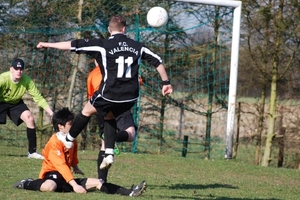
[1,146,300,200]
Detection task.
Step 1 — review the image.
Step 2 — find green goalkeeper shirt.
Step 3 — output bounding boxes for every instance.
[0,71,49,109]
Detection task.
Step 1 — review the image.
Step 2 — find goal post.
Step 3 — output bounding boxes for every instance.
[175,0,242,159]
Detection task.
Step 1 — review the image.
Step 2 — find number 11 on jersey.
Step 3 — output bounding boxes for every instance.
[116,56,133,78]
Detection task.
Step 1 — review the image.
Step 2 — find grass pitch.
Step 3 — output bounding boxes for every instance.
[1,146,300,200]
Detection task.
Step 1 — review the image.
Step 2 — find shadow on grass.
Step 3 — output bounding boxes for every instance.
[1,154,27,157]
[154,194,282,200]
[148,184,282,200]
[168,183,238,190]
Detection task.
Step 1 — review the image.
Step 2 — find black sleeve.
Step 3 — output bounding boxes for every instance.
[141,45,163,68]
[71,39,104,58]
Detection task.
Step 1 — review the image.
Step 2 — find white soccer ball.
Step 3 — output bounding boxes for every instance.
[147,7,168,28]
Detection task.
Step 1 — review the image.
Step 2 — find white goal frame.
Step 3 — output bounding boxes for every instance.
[175,0,242,159]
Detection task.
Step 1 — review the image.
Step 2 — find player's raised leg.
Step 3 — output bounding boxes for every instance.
[63,102,97,148]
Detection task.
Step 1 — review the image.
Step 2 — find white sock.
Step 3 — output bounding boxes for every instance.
[105,148,114,155]
[66,133,75,142]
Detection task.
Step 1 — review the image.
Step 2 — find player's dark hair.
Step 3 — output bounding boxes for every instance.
[52,107,74,132]
[109,15,126,31]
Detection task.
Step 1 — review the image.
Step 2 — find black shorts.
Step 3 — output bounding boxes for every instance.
[97,110,136,136]
[116,110,136,131]
[44,171,87,192]
[90,95,135,120]
[0,100,28,126]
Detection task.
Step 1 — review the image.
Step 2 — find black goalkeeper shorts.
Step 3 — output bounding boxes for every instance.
[0,100,29,126]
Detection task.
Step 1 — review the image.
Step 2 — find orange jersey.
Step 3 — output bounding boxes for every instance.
[87,66,143,99]
[39,133,79,183]
[87,66,102,99]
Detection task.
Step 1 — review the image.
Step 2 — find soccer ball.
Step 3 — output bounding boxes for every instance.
[147,7,168,28]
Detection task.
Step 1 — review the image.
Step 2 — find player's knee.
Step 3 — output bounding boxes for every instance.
[81,102,97,116]
[126,127,136,142]
[40,180,57,192]
[20,111,35,124]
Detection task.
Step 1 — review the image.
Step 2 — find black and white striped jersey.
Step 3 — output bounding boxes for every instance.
[71,33,162,103]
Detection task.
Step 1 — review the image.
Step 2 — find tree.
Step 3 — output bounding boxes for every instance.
[241,0,300,166]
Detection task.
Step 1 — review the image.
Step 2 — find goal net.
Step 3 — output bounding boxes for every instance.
[0,0,241,159]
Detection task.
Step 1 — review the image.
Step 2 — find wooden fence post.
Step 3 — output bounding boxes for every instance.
[182,135,188,157]
[277,127,286,168]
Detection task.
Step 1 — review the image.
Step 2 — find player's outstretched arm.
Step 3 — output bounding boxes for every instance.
[36,41,71,50]
[156,64,169,80]
[44,107,54,117]
[156,64,173,96]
